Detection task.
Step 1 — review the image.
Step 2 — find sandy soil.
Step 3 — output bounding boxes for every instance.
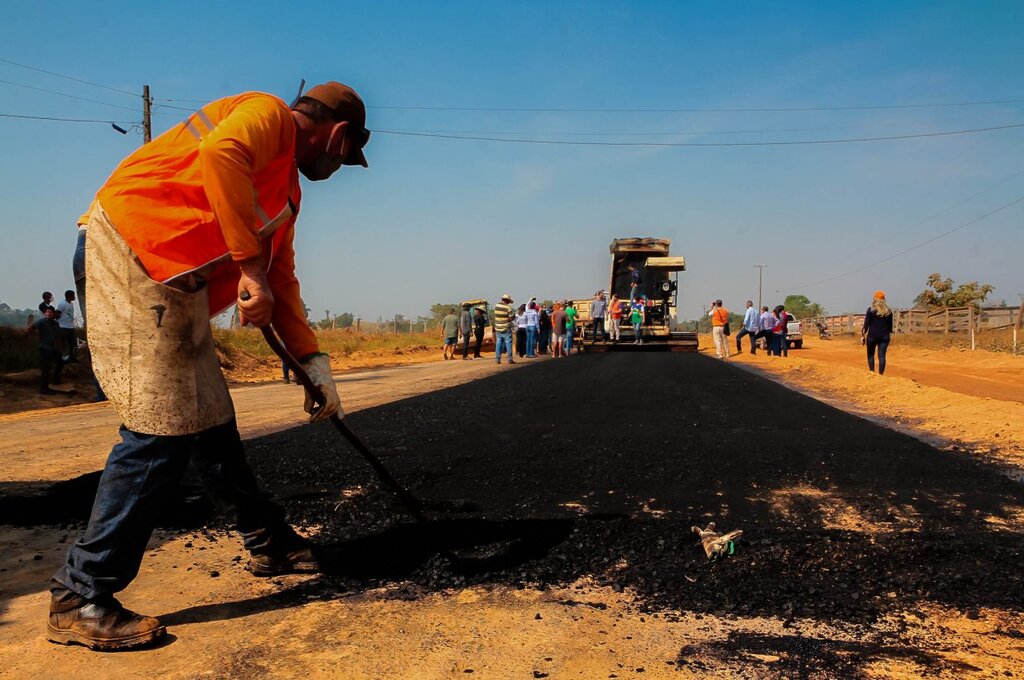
[0,344,446,415]
[1,342,1023,678]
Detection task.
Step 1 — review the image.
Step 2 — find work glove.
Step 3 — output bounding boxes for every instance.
[301,354,343,422]
[691,522,743,560]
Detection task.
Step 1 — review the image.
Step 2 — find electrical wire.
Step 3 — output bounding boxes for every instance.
[361,113,1002,138]
[369,97,1024,113]
[0,78,140,112]
[0,57,138,97]
[375,122,1024,147]
[152,102,202,112]
[6,56,1024,114]
[843,165,1024,259]
[785,192,1024,289]
[0,113,137,124]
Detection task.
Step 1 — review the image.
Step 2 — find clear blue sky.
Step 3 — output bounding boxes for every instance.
[2,1,1022,322]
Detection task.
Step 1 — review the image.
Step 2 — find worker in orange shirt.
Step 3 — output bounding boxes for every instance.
[48,82,370,651]
[710,299,731,359]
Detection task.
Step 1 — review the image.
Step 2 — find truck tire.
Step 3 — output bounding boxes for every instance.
[793,339,803,349]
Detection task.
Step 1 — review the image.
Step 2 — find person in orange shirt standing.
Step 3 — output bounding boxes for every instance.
[48,82,370,651]
[710,299,731,360]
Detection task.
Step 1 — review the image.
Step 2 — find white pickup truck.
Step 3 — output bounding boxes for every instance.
[787,317,803,349]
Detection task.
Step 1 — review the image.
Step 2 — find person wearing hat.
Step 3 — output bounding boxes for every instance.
[492,294,515,364]
[49,81,370,651]
[861,290,894,374]
[459,303,474,360]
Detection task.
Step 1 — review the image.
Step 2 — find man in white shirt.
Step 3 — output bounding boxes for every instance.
[55,290,78,362]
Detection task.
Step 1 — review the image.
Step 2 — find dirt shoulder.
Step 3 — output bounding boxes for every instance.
[0,341,446,416]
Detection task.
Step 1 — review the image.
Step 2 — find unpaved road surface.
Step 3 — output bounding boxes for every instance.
[2,351,1023,678]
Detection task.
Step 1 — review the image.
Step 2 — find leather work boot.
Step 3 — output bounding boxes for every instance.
[246,544,321,577]
[47,590,165,651]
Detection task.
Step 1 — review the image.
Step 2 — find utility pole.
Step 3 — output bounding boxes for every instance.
[754,265,767,309]
[142,85,153,143]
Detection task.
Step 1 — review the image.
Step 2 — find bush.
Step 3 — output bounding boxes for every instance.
[0,326,40,371]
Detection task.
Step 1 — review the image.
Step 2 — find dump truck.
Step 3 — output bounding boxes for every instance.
[578,237,698,351]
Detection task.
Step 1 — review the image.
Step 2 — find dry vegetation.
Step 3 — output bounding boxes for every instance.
[886,328,1022,354]
[211,326,438,358]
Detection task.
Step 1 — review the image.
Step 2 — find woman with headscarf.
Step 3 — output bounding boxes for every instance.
[861,290,894,374]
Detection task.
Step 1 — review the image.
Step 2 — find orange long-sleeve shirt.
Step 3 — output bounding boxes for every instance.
[82,92,318,358]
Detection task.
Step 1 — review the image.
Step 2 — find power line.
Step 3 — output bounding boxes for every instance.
[369,97,1024,113]
[0,78,140,112]
[844,164,1024,260]
[786,193,1024,289]
[0,113,137,124]
[367,115,998,138]
[134,94,1024,113]
[0,57,138,97]
[375,121,1024,148]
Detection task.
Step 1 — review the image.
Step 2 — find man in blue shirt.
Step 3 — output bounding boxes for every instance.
[735,300,759,355]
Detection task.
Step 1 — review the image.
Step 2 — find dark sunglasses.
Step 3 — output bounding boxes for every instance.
[347,125,371,149]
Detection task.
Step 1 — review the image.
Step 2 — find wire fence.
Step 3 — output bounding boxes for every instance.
[802,305,1024,354]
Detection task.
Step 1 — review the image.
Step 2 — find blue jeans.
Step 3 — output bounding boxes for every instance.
[73,230,87,320]
[51,420,299,601]
[526,326,537,357]
[565,328,575,353]
[867,338,890,374]
[495,331,513,363]
[73,230,106,400]
[735,326,757,353]
[779,334,789,357]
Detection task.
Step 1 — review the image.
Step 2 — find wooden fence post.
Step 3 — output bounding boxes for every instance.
[969,306,975,350]
[1015,302,1024,354]
[944,308,949,334]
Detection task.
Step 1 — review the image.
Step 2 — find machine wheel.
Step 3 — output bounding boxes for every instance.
[793,339,803,349]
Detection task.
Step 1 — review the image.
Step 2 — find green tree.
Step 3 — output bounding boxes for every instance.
[914,273,994,310]
[429,303,460,324]
[0,300,35,328]
[783,294,825,319]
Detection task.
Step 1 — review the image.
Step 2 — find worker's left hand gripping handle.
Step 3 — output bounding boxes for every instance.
[240,292,341,422]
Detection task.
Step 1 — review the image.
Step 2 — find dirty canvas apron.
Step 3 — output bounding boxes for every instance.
[84,203,234,435]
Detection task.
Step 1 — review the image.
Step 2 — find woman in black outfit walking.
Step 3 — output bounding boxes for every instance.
[861,290,894,374]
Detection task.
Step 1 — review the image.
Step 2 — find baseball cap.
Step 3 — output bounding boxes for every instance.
[303,81,370,168]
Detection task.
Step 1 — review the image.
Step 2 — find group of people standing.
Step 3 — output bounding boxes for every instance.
[708,290,895,376]
[27,290,80,394]
[710,299,794,360]
[439,289,653,365]
[440,302,490,360]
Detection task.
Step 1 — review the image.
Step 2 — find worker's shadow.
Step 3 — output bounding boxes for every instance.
[160,517,576,627]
